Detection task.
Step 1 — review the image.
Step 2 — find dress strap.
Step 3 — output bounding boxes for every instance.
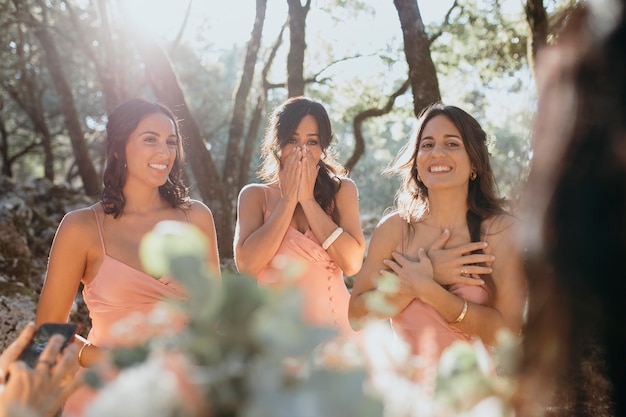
[90,205,107,254]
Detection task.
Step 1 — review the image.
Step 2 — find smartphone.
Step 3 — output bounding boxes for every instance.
[17,322,81,368]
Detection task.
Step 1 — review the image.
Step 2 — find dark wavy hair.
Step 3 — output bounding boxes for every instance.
[258,96,345,220]
[386,103,508,295]
[387,103,507,227]
[101,98,189,218]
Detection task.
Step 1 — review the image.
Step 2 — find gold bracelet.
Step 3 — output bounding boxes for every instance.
[322,227,343,250]
[78,341,91,367]
[451,299,468,325]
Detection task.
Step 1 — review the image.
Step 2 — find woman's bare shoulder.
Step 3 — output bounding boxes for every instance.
[376,210,406,228]
[484,213,518,236]
[53,204,101,242]
[239,183,270,196]
[367,211,405,245]
[60,204,99,226]
[338,176,357,188]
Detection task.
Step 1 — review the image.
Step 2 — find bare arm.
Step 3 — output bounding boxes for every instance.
[300,179,366,276]
[386,214,526,345]
[234,184,297,277]
[35,209,111,368]
[348,214,415,330]
[35,210,91,326]
[188,200,222,280]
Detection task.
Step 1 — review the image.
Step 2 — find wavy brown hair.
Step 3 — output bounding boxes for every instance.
[102,98,189,218]
[258,96,346,220]
[386,103,507,226]
[386,103,509,296]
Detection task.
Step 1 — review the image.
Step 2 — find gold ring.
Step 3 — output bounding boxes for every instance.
[461,266,466,275]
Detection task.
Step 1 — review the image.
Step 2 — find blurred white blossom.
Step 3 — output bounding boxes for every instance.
[85,357,183,417]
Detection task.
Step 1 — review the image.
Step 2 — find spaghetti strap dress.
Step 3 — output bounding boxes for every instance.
[390,217,497,360]
[255,186,354,338]
[62,205,189,416]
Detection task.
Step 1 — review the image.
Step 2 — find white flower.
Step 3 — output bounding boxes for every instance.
[359,321,439,417]
[85,358,182,417]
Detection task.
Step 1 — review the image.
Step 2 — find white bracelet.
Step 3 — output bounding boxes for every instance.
[78,340,92,367]
[322,227,343,250]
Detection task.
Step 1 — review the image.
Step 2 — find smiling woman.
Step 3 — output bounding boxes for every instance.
[349,103,526,370]
[34,98,221,416]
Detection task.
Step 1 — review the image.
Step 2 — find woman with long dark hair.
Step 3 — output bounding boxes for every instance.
[35,98,221,416]
[234,96,365,337]
[349,103,526,361]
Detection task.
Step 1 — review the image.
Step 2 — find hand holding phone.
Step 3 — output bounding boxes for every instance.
[17,323,80,368]
[0,323,83,417]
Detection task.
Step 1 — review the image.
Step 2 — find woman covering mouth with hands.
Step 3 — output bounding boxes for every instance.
[234,96,366,340]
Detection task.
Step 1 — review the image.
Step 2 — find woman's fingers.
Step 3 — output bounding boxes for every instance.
[50,343,79,388]
[3,361,31,402]
[35,334,64,371]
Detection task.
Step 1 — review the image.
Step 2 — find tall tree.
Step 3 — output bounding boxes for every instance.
[238,22,288,191]
[223,0,267,204]
[1,20,55,180]
[286,0,311,97]
[21,0,100,195]
[134,34,234,255]
[393,0,441,116]
[525,0,549,78]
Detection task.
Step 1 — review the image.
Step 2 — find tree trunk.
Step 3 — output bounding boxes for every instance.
[286,0,311,97]
[7,24,55,181]
[223,0,267,203]
[134,35,234,258]
[393,0,441,117]
[525,0,549,79]
[64,0,124,113]
[32,24,101,196]
[238,22,287,192]
[0,114,10,177]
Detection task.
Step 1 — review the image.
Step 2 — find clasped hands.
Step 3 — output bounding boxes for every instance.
[278,145,319,203]
[381,228,495,298]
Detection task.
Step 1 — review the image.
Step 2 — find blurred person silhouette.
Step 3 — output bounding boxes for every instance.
[515,0,626,416]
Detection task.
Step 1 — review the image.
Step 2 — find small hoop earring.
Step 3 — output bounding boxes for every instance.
[470,171,477,180]
[417,173,422,182]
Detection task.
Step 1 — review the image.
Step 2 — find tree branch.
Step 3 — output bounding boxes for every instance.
[344,77,411,172]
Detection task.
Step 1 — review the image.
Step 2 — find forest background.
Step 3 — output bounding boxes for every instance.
[0,0,581,261]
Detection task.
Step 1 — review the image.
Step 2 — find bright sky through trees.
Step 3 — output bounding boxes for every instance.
[120,0,520,46]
